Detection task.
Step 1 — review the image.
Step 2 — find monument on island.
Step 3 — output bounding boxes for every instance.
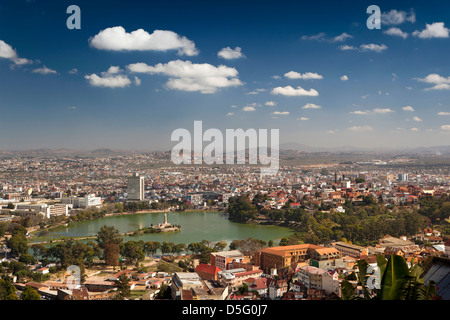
[145,212,180,233]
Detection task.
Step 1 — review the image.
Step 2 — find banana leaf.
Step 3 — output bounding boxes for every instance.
[379,255,410,300]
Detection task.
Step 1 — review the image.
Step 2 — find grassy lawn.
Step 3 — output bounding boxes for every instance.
[129,290,147,300]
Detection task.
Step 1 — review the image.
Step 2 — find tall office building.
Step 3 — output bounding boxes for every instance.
[398,173,409,182]
[128,173,145,201]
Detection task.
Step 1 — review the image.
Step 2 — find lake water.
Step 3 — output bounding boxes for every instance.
[31,211,293,246]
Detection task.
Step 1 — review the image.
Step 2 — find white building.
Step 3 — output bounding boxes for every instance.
[45,204,70,219]
[61,194,102,208]
[322,270,340,296]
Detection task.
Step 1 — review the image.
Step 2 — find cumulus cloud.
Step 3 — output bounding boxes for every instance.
[217,46,244,59]
[384,27,408,39]
[412,116,422,122]
[402,106,415,112]
[127,60,242,94]
[271,85,319,96]
[350,108,394,115]
[226,112,234,116]
[301,32,352,42]
[340,75,349,81]
[89,26,198,56]
[32,66,57,75]
[284,71,323,80]
[302,103,321,109]
[298,117,310,121]
[438,112,450,116]
[413,22,449,39]
[416,73,450,90]
[272,111,289,115]
[373,108,394,114]
[441,125,450,131]
[0,40,32,66]
[264,101,277,106]
[339,44,387,52]
[242,106,256,112]
[381,9,416,25]
[410,127,420,131]
[85,65,133,88]
[359,44,388,52]
[348,125,373,132]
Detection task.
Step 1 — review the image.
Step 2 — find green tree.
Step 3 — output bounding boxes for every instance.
[21,286,41,300]
[114,274,131,300]
[96,225,123,249]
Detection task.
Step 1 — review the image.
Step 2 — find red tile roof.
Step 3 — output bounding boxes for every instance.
[195,263,221,275]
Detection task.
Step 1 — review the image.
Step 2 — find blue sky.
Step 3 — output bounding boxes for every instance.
[1,0,450,150]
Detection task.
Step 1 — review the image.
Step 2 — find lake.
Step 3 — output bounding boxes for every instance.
[31,211,294,246]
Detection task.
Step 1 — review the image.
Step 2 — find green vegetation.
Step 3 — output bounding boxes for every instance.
[341,255,440,300]
[228,195,428,246]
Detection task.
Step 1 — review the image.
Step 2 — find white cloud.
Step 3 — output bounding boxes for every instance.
[298,117,310,121]
[85,73,131,88]
[85,66,133,88]
[272,111,289,115]
[217,46,244,59]
[32,66,57,75]
[68,68,78,74]
[332,33,353,42]
[0,40,32,66]
[340,75,349,81]
[67,106,77,110]
[348,125,373,132]
[242,106,256,112]
[0,40,17,59]
[413,22,449,39]
[89,26,198,56]
[441,125,450,131]
[264,101,277,106]
[127,60,242,94]
[271,75,281,79]
[301,32,352,42]
[302,103,321,109]
[284,71,323,80]
[339,44,387,52]
[410,127,420,131]
[412,116,422,122]
[339,45,357,51]
[350,110,370,115]
[381,9,416,25]
[373,108,394,114]
[416,73,450,91]
[134,76,141,86]
[350,108,394,115]
[360,44,388,52]
[402,106,415,112]
[226,112,234,116]
[271,85,319,96]
[384,27,408,39]
[437,112,450,116]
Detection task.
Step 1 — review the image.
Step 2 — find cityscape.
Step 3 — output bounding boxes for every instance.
[0,0,450,315]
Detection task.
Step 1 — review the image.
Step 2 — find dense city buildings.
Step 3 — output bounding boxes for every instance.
[0,150,450,302]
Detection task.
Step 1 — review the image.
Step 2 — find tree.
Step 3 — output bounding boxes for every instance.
[115,274,131,300]
[121,241,145,265]
[21,286,41,300]
[96,225,123,249]
[104,242,120,268]
[0,276,17,300]
[7,226,28,257]
[31,244,47,262]
[7,202,15,210]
